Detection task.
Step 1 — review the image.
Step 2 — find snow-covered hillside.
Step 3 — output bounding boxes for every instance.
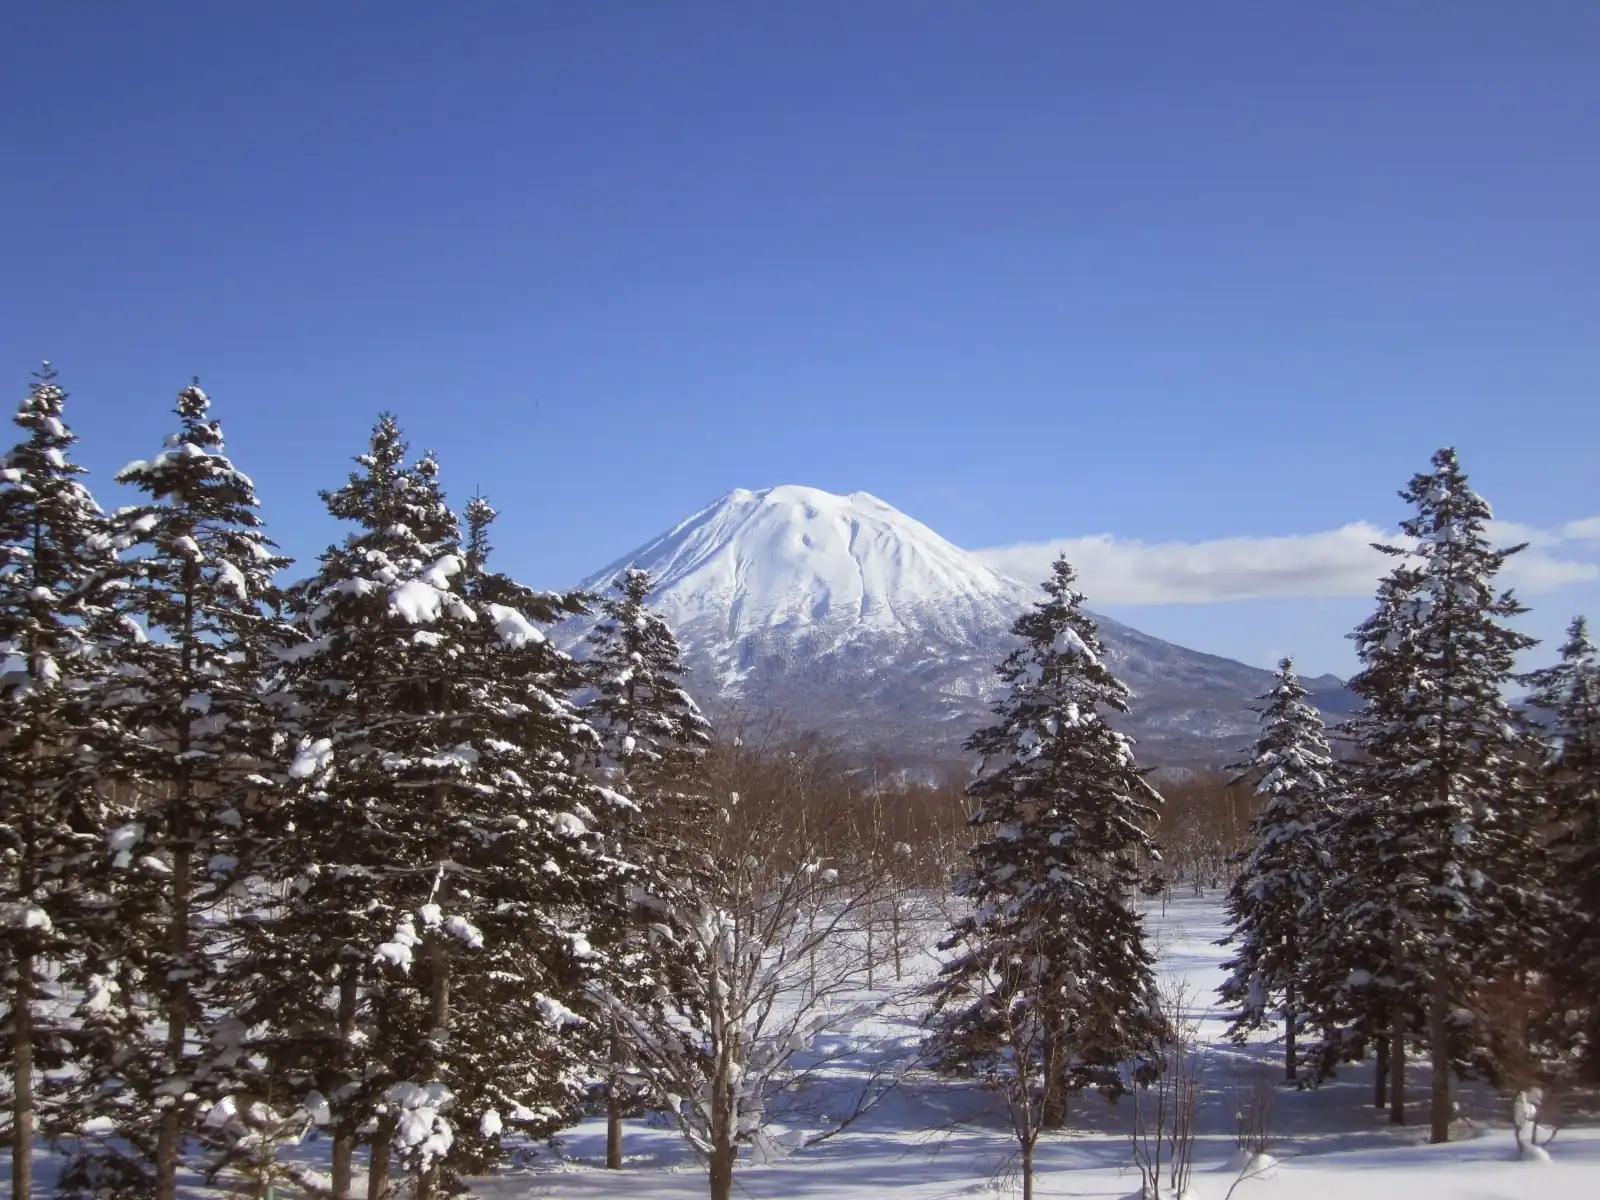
[577,484,1032,668]
[564,486,1353,766]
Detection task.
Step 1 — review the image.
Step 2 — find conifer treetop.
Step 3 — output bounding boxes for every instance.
[112,381,288,637]
[967,555,1151,810]
[117,383,263,519]
[0,365,118,697]
[585,566,710,777]
[1230,656,1334,797]
[1525,615,1600,770]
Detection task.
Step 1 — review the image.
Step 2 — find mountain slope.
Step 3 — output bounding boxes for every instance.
[564,486,1351,768]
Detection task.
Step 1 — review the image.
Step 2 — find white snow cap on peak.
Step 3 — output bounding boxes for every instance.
[575,484,1035,647]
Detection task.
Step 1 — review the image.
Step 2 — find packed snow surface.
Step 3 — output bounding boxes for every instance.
[465,894,1600,1199]
[6,896,1594,1198]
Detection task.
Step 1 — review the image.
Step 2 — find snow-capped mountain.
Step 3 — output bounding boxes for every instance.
[564,485,1353,768]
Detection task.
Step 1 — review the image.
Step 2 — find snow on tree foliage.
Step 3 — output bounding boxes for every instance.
[235,416,621,1198]
[1313,448,1545,1141]
[56,382,293,1200]
[926,556,1164,1129]
[1523,615,1600,1074]
[583,567,715,949]
[0,366,131,1200]
[1294,574,1421,1101]
[580,567,715,1167]
[1217,657,1335,1082]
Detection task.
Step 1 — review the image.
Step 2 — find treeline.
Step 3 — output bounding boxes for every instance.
[1217,449,1600,1144]
[0,369,882,1200]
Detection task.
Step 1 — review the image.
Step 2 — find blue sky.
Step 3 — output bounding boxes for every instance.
[3,2,1596,676]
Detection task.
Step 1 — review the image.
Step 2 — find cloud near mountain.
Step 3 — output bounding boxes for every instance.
[973,515,1600,605]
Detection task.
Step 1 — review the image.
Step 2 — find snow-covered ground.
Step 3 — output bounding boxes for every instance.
[7,895,1593,1198]
[474,895,1600,1200]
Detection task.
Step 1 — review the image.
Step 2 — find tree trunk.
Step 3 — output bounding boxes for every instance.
[865,909,874,991]
[606,1019,624,1169]
[891,899,903,982]
[331,969,359,1199]
[12,950,33,1200]
[1389,1004,1406,1125]
[367,1119,393,1200]
[1040,1026,1065,1130]
[1374,1034,1389,1109]
[1020,1141,1034,1200]
[707,1139,736,1200]
[1429,964,1451,1143]
[330,1130,354,1200]
[155,563,202,1200]
[417,936,451,1198]
[1389,919,1405,1125]
[429,938,450,1036]
[156,820,191,1200]
[708,1047,736,1200]
[1284,976,1297,1083]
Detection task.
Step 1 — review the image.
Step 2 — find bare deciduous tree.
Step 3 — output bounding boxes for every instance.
[1130,981,1203,1200]
[592,732,908,1200]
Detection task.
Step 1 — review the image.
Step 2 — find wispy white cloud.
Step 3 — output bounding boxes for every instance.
[973,516,1600,605]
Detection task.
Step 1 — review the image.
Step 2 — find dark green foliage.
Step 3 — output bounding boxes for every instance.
[926,557,1164,1123]
[1218,658,1335,1079]
[0,368,130,1195]
[235,418,620,1193]
[1309,449,1545,1137]
[1523,616,1600,1073]
[60,382,292,1197]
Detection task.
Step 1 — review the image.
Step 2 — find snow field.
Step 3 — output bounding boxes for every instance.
[468,895,1599,1200]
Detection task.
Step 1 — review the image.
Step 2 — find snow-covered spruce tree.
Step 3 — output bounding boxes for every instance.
[1294,571,1430,1118]
[0,367,129,1200]
[580,566,713,1170]
[1338,448,1543,1143]
[1217,657,1335,1082]
[1523,616,1600,1074]
[1295,755,1410,1112]
[61,383,291,1200]
[247,419,618,1199]
[440,494,630,1180]
[926,556,1164,1147]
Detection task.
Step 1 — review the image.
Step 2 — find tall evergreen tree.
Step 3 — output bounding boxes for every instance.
[926,557,1164,1134]
[66,383,291,1199]
[1297,576,1425,1116]
[1334,448,1543,1142]
[581,567,713,1169]
[0,367,127,1200]
[1217,657,1335,1081]
[244,419,619,1199]
[1523,616,1600,1073]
